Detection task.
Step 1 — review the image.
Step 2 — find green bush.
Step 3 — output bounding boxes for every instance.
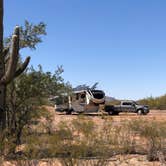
[139,94,166,110]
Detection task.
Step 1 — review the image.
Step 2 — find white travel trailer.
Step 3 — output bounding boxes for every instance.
[51,89,105,114]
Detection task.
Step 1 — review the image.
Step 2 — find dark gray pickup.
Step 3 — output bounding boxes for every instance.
[105,100,149,115]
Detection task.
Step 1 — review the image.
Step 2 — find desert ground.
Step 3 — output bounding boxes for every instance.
[3,108,166,166]
[50,107,166,126]
[40,107,165,166]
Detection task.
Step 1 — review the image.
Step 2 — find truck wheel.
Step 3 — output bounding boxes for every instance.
[109,111,119,116]
[113,112,119,115]
[143,110,149,115]
[137,109,143,115]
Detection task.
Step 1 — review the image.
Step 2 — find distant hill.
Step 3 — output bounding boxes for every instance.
[105,96,116,102]
[105,96,121,105]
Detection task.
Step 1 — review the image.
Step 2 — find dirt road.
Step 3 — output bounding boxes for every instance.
[45,106,166,127]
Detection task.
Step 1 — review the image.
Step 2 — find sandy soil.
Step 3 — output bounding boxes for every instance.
[3,107,165,166]
[2,155,164,166]
[46,106,166,127]
[44,107,165,166]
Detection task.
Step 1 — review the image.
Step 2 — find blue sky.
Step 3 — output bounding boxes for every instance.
[3,0,166,100]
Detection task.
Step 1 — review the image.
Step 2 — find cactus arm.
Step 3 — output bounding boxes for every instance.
[3,47,10,64]
[2,47,9,58]
[0,26,31,85]
[0,27,19,84]
[14,56,30,78]
[4,55,10,64]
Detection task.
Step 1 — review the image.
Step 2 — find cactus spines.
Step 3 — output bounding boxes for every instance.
[14,56,30,78]
[2,47,9,58]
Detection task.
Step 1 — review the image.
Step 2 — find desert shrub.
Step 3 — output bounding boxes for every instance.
[16,115,166,164]
[23,117,113,165]
[71,116,95,139]
[139,94,166,110]
[23,117,131,157]
[128,119,166,161]
[56,117,112,166]
[115,126,136,154]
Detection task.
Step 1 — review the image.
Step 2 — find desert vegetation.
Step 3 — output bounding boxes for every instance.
[0,113,165,165]
[0,0,165,165]
[139,95,166,110]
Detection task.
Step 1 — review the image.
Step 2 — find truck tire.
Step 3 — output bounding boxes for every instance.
[109,111,119,116]
[137,109,143,115]
[113,112,119,115]
[104,105,118,116]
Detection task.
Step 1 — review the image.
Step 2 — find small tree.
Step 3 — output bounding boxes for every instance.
[6,66,71,145]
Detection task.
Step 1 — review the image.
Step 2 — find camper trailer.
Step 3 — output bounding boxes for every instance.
[51,90,105,114]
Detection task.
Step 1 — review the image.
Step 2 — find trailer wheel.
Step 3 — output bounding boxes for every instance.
[66,109,73,115]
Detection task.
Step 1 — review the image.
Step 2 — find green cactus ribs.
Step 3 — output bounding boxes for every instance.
[0,26,30,85]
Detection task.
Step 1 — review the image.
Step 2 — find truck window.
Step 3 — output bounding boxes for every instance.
[122,102,132,106]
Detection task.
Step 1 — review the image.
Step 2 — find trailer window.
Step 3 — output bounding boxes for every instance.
[81,93,86,99]
[91,90,105,99]
[76,93,79,100]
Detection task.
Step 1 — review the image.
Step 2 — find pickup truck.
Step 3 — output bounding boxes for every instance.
[105,100,149,115]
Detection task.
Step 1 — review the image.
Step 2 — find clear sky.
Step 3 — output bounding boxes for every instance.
[3,0,166,100]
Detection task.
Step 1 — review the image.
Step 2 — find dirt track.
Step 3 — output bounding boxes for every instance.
[45,106,166,127]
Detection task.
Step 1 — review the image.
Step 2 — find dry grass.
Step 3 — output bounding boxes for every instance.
[1,107,166,165]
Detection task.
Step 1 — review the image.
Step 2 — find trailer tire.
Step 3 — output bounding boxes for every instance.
[66,109,73,115]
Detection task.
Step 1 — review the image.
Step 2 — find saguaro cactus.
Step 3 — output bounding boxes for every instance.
[0,0,30,129]
[0,27,30,85]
